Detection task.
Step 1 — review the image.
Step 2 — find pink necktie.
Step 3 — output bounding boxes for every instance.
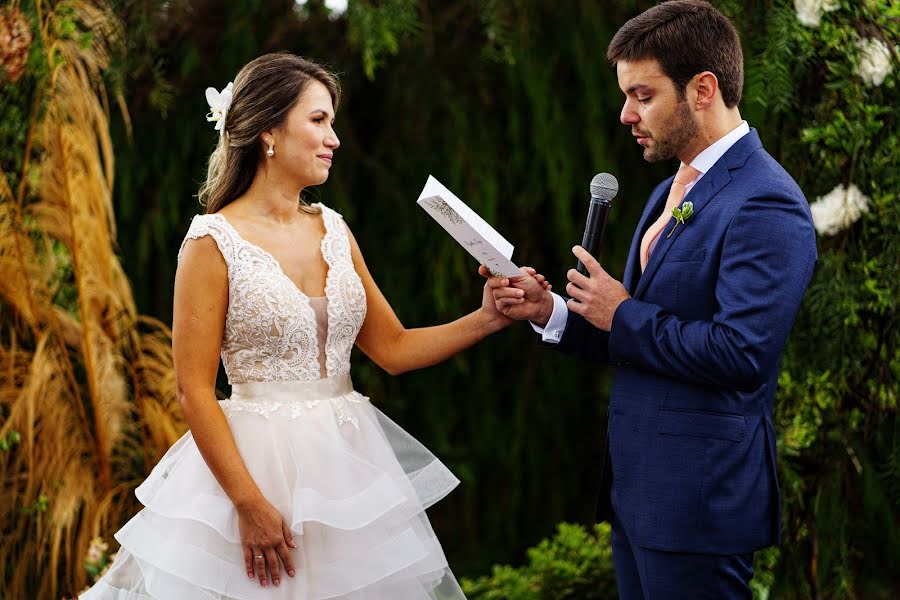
[639,163,700,272]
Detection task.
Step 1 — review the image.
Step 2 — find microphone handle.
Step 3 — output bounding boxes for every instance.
[576,199,611,277]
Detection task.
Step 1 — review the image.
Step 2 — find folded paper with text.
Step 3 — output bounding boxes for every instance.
[417,175,521,278]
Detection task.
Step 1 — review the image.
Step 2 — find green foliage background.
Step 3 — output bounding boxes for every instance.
[2,0,897,597]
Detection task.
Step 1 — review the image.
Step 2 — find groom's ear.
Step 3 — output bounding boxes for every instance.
[691,71,719,111]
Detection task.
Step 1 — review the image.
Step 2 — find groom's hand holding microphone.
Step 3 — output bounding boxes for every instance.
[565,246,629,332]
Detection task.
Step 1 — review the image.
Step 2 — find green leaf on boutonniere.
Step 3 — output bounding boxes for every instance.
[667,201,695,238]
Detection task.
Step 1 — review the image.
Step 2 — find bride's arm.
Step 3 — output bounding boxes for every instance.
[173,236,262,508]
[347,223,514,375]
[173,236,295,587]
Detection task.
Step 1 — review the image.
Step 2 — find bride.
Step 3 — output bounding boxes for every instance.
[81,52,546,599]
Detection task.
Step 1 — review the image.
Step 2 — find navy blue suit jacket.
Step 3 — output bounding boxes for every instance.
[549,130,817,554]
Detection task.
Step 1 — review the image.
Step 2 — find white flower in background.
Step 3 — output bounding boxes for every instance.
[794,0,839,28]
[85,537,109,565]
[809,183,869,236]
[295,0,347,16]
[855,38,893,87]
[325,0,348,14]
[205,82,234,133]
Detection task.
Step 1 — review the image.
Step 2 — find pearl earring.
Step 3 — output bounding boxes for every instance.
[266,142,275,157]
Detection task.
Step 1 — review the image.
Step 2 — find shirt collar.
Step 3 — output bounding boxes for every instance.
[683,120,750,175]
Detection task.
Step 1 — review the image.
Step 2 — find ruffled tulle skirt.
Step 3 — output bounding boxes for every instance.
[80,376,465,599]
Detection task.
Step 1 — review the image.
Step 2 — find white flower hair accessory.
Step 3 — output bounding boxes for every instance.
[206,82,234,133]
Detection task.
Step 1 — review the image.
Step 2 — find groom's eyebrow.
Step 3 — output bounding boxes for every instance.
[626,84,652,95]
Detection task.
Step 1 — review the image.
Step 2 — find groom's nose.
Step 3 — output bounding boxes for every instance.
[620,101,640,126]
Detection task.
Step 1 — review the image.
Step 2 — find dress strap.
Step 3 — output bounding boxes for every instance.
[318,204,351,271]
[316,203,367,378]
[177,214,239,268]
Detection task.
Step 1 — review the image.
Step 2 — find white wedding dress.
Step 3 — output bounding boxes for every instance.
[81,204,465,599]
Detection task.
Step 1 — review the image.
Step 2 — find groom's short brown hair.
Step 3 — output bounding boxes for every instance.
[606,0,744,108]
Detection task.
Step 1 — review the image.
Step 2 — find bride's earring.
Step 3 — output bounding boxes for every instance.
[266,141,275,157]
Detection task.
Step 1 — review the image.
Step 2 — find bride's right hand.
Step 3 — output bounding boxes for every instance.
[236,497,298,587]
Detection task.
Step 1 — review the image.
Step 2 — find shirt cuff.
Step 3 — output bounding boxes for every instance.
[529,293,568,344]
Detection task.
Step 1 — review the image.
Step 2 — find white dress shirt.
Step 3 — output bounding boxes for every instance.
[532,121,751,343]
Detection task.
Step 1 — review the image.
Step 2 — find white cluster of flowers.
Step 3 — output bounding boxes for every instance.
[855,37,894,87]
[67,537,117,598]
[295,0,347,16]
[85,537,109,565]
[794,0,839,28]
[809,183,870,236]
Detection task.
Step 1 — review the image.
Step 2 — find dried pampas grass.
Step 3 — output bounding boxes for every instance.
[0,2,186,597]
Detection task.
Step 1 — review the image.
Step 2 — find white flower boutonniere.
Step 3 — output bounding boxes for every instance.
[667,201,694,238]
[206,82,234,133]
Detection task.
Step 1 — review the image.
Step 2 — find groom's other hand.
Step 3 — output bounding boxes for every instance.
[479,266,554,326]
[566,246,630,332]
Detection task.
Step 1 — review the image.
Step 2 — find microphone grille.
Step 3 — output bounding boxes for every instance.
[590,172,619,201]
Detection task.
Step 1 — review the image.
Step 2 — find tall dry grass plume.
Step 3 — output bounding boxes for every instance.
[0,1,186,597]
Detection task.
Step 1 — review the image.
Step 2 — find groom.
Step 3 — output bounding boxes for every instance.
[488,1,817,597]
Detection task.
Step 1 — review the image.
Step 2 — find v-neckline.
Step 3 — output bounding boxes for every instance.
[210,209,331,301]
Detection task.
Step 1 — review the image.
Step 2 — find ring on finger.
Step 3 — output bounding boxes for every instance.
[255,554,264,560]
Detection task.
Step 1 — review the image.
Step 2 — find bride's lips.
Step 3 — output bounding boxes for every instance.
[317,154,333,165]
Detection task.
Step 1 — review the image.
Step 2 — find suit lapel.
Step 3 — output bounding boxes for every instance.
[631,129,762,300]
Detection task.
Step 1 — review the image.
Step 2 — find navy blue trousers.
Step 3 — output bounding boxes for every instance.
[610,512,755,599]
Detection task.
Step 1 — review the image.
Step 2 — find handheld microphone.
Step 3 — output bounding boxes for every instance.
[576,173,619,277]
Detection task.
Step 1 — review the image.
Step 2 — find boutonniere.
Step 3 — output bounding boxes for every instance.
[667,201,694,238]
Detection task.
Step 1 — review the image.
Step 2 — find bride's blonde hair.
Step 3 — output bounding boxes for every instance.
[199,53,341,215]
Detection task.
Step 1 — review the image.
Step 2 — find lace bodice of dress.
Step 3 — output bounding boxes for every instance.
[177,204,367,384]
